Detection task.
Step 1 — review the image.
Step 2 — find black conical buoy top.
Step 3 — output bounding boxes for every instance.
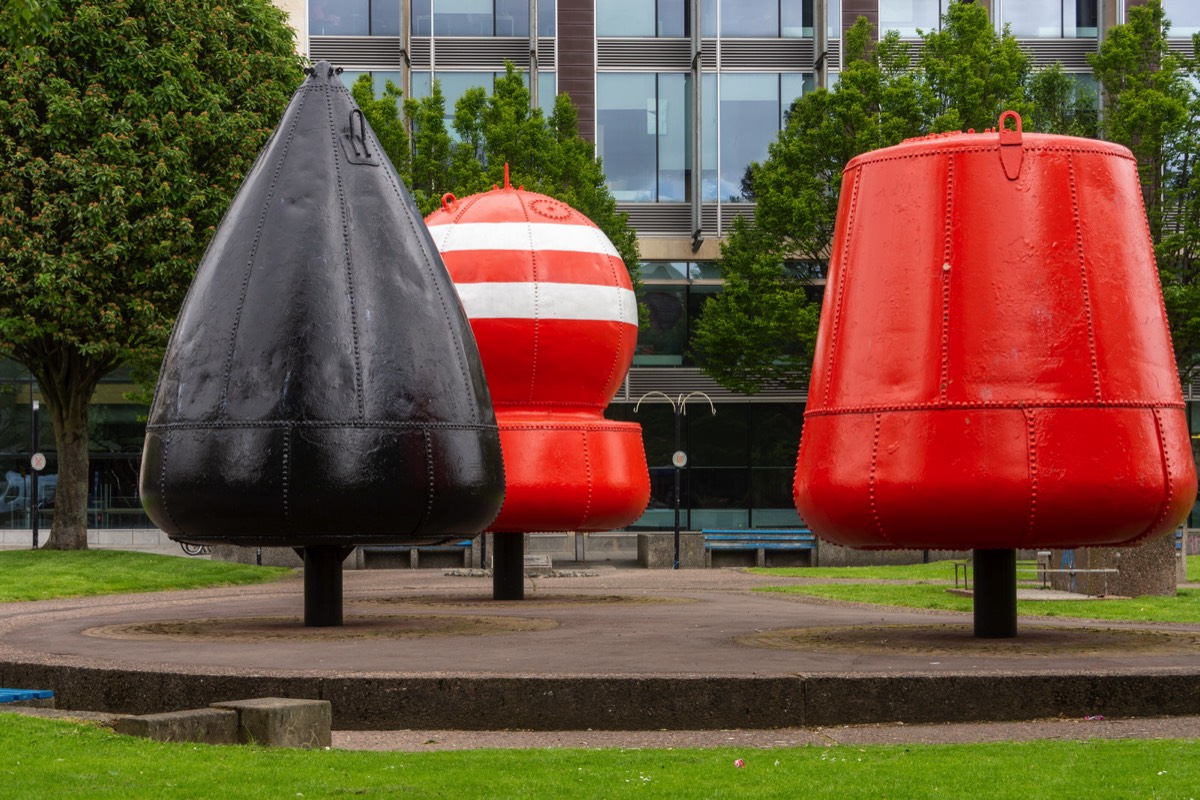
[140,62,505,548]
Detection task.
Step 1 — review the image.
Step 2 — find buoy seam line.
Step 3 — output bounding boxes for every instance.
[145,421,501,431]
[822,167,860,409]
[369,87,480,427]
[282,427,292,523]
[939,154,954,404]
[158,430,183,539]
[804,400,1185,417]
[1068,155,1103,402]
[1021,408,1038,551]
[328,82,365,419]
[218,80,306,418]
[1142,407,1176,544]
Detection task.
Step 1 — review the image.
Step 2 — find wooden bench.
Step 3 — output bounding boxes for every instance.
[359,539,474,569]
[701,529,816,568]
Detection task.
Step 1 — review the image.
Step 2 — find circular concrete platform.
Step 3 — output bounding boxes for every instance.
[0,567,1197,730]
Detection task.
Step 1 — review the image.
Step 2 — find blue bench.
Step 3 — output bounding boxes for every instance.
[359,539,474,569]
[0,688,53,705]
[702,529,816,568]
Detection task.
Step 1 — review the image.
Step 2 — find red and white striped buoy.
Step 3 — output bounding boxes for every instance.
[426,167,650,532]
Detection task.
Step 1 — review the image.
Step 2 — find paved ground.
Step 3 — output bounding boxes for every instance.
[1,561,1198,737]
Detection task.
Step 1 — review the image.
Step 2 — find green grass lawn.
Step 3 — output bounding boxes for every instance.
[0,714,1196,799]
[752,556,1200,623]
[0,550,292,602]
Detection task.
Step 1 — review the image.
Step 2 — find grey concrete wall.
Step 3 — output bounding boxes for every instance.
[1050,532,1177,597]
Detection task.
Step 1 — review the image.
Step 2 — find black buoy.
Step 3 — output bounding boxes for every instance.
[973,548,1018,638]
[140,62,505,626]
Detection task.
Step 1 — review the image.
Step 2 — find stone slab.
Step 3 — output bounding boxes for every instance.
[212,697,331,748]
[113,708,238,744]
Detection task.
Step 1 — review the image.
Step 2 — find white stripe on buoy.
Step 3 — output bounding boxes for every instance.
[455,282,638,325]
[429,222,620,259]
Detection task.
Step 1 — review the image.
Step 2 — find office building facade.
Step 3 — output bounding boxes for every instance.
[3,0,1199,536]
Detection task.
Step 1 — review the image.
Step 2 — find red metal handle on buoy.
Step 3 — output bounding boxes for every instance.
[999,111,1023,181]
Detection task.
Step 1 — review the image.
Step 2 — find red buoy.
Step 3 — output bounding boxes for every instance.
[794,113,1196,551]
[426,174,650,533]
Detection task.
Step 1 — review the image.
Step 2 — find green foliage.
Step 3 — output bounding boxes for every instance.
[1027,63,1098,137]
[356,62,638,274]
[0,550,289,602]
[3,713,1200,799]
[0,0,303,547]
[349,73,410,184]
[0,0,57,48]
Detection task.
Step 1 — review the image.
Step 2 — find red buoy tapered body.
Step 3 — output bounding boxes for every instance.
[795,114,1196,550]
[426,178,650,532]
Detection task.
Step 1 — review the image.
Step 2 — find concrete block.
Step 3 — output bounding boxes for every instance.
[211,697,331,748]
[637,532,705,569]
[114,708,239,744]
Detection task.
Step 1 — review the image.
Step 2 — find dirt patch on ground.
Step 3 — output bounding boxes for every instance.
[737,624,1200,657]
[82,614,557,642]
[352,594,695,608]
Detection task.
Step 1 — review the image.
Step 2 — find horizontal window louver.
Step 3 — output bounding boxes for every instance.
[597,38,692,69]
[701,204,719,235]
[1016,38,1097,70]
[1168,39,1196,59]
[618,203,693,235]
[720,39,813,70]
[310,36,402,69]
[429,37,535,68]
[615,367,809,403]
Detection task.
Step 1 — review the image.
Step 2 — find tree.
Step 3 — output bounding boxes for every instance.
[359,62,639,274]
[1027,62,1098,137]
[0,0,57,48]
[0,0,303,548]
[349,74,410,185]
[694,5,1033,393]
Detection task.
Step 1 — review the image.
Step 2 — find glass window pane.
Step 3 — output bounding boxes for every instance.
[780,73,808,127]
[412,0,432,34]
[1003,0,1063,37]
[436,0,493,35]
[659,0,686,36]
[751,468,806,527]
[538,71,556,117]
[879,0,940,37]
[689,469,750,530]
[339,69,368,91]
[597,73,657,201]
[371,0,400,35]
[688,402,746,465]
[496,0,529,35]
[539,0,557,35]
[372,71,404,98]
[721,0,778,36]
[719,73,779,202]
[1073,0,1097,37]
[702,73,717,202]
[827,0,841,37]
[411,70,432,98]
[641,261,690,280]
[1165,0,1200,37]
[596,0,656,36]
[437,72,492,140]
[781,0,810,38]
[658,73,688,202]
[310,0,369,35]
[701,0,717,36]
[636,283,687,365]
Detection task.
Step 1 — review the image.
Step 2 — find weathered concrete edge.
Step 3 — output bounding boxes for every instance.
[1,661,1197,731]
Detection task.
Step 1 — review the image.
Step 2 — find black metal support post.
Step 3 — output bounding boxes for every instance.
[493,533,525,600]
[672,408,681,570]
[30,399,39,550]
[973,548,1017,638]
[303,546,350,627]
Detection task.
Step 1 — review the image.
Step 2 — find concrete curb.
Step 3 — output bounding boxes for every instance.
[1,659,1197,731]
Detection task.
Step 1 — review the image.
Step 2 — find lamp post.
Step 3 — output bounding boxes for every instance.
[30,397,41,550]
[634,391,715,569]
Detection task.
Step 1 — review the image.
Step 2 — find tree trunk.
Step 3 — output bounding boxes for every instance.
[16,343,114,551]
[43,387,91,550]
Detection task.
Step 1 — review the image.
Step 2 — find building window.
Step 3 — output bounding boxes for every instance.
[712,72,807,203]
[1164,0,1200,37]
[717,0,811,38]
[1000,0,1097,38]
[635,262,723,366]
[412,70,558,135]
[596,0,690,36]
[879,0,945,37]
[339,70,405,98]
[309,0,402,35]
[597,73,691,202]
[410,0,555,36]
